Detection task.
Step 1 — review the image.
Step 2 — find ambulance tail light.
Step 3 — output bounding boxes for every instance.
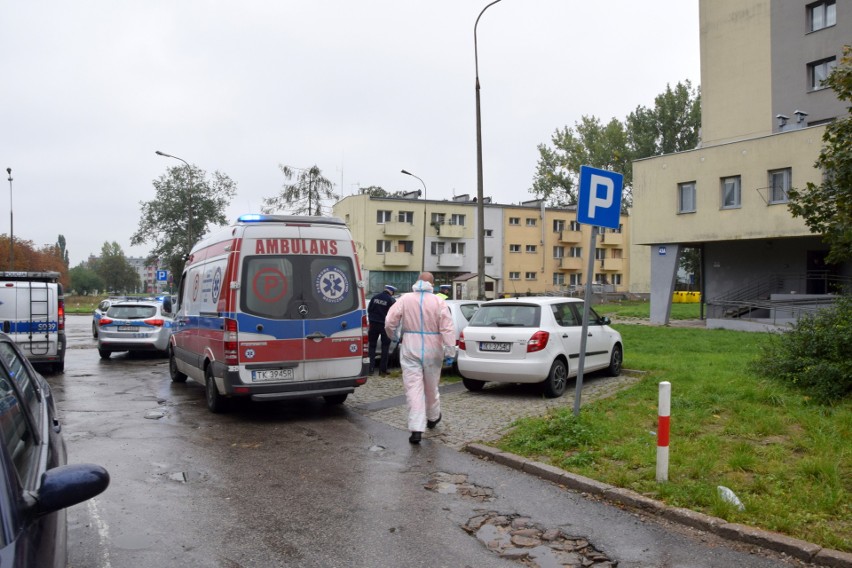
[58,298,65,331]
[361,314,369,356]
[224,318,239,365]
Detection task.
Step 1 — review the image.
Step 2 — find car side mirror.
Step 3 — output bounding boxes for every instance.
[28,464,110,519]
[599,316,611,326]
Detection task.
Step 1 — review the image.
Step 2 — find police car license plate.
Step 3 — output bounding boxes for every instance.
[252,368,295,382]
[118,326,136,332]
[480,342,511,352]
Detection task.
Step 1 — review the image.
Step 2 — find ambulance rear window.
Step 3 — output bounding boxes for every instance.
[241,255,358,319]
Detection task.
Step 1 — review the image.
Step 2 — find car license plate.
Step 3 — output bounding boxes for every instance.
[480,342,511,352]
[118,326,136,332]
[251,368,295,382]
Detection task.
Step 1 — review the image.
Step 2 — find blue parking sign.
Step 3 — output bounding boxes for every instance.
[156,270,168,282]
[577,165,623,229]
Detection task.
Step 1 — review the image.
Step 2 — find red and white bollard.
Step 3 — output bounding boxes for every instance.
[656,381,671,483]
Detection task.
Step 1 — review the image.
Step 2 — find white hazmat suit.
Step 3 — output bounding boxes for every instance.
[384,280,455,434]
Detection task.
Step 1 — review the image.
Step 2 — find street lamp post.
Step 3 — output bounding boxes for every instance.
[155,150,194,255]
[6,168,12,270]
[401,169,428,271]
[474,0,504,300]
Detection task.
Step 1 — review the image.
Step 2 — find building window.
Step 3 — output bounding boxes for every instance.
[450,213,466,226]
[594,274,607,284]
[509,271,520,280]
[525,245,537,254]
[553,246,564,258]
[376,240,391,253]
[768,168,791,204]
[721,176,741,209]
[569,246,582,258]
[430,242,445,255]
[809,1,836,32]
[484,229,493,237]
[398,211,414,223]
[526,218,537,227]
[809,57,837,90]
[525,271,537,280]
[509,244,521,253]
[377,210,392,224]
[611,248,623,259]
[569,273,583,286]
[508,217,520,225]
[553,219,565,232]
[450,242,466,254]
[553,273,565,286]
[399,240,414,253]
[595,248,606,261]
[485,256,493,264]
[570,220,581,231]
[678,181,696,213]
[430,212,446,225]
[612,274,622,286]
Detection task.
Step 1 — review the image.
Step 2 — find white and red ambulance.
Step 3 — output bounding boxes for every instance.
[169,214,368,413]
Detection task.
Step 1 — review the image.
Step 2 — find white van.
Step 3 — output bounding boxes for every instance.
[0,271,66,373]
[169,214,369,412]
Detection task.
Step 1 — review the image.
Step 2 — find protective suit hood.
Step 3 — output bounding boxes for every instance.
[411,280,434,293]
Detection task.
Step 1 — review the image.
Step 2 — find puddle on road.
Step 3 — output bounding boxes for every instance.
[425,471,494,502]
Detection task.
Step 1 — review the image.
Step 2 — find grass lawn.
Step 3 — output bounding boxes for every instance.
[595,299,702,320]
[495,324,851,552]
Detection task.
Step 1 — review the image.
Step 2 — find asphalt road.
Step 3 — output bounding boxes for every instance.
[49,314,802,568]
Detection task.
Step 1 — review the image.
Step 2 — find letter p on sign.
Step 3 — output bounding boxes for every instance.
[577,165,624,230]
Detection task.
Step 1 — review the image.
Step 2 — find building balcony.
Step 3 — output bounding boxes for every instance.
[555,257,583,270]
[382,221,414,237]
[599,258,623,271]
[559,229,582,243]
[599,231,623,246]
[433,222,466,239]
[437,253,464,267]
[383,252,412,267]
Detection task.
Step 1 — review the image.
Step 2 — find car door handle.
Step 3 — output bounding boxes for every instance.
[306,332,327,340]
[562,334,569,338]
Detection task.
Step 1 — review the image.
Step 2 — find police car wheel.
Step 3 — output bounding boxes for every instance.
[92,322,98,338]
[323,394,348,405]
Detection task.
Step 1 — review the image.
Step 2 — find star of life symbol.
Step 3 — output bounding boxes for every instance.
[315,267,349,304]
[245,349,255,359]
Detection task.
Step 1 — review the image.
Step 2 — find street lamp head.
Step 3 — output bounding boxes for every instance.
[5,168,10,176]
[155,150,168,157]
[401,169,411,176]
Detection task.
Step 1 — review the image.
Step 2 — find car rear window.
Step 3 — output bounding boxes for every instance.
[468,304,540,327]
[241,255,359,320]
[107,305,157,319]
[459,303,480,321]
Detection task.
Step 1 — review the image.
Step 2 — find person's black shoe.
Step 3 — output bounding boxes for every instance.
[427,414,442,429]
[409,432,422,444]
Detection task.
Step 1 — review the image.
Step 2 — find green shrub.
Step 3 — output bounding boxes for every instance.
[752,295,852,403]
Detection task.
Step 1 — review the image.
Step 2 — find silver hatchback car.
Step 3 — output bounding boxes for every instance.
[457,297,623,398]
[96,301,175,359]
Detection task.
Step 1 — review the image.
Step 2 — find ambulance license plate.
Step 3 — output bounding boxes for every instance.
[252,368,295,382]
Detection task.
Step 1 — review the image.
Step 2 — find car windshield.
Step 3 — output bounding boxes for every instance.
[107,305,157,319]
[468,304,540,327]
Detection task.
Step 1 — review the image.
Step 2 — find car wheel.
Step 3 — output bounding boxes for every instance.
[92,322,98,338]
[205,366,228,413]
[462,377,485,392]
[323,393,348,405]
[542,359,568,398]
[169,348,188,383]
[54,360,65,373]
[607,344,623,377]
[98,349,111,360]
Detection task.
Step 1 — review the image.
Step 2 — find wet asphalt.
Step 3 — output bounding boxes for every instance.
[49,314,801,568]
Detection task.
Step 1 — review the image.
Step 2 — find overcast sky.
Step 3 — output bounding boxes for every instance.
[1,1,699,267]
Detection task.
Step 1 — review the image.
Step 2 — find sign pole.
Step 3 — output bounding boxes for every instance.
[573,229,597,416]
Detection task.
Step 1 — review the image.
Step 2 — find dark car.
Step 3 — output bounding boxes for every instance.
[0,332,109,567]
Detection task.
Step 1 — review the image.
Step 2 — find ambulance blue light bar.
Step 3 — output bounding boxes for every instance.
[236,214,347,226]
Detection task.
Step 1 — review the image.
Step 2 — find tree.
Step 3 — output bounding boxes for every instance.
[262,165,337,216]
[94,242,139,293]
[69,263,104,295]
[531,80,701,210]
[56,234,70,266]
[358,185,389,197]
[0,235,69,287]
[787,45,852,264]
[132,164,237,278]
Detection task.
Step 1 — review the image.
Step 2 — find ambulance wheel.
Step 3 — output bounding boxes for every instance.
[98,349,111,360]
[53,361,65,373]
[169,348,187,383]
[323,394,348,405]
[462,377,485,392]
[205,366,228,413]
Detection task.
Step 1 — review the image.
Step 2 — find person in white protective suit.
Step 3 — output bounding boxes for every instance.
[384,272,456,444]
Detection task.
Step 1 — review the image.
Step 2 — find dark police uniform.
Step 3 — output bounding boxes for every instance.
[367,286,396,374]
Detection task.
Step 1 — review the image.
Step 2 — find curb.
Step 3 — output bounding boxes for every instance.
[464,443,852,568]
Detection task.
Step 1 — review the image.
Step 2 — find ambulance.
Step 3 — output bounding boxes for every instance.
[169,214,369,413]
[0,271,66,373]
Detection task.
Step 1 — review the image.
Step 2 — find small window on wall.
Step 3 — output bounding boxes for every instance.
[569,273,583,286]
[509,272,520,280]
[484,229,493,237]
[809,57,836,90]
[768,168,791,204]
[553,219,565,232]
[809,1,836,32]
[398,211,414,223]
[526,218,537,227]
[721,176,741,209]
[553,273,565,285]
[525,272,537,280]
[678,182,696,213]
[508,217,520,226]
[399,240,414,253]
[484,256,493,264]
[509,244,521,253]
[525,245,537,253]
[376,240,391,253]
[377,210,392,224]
[570,221,581,231]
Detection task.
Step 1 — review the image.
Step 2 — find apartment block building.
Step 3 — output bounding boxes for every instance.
[333,194,630,299]
[632,0,851,327]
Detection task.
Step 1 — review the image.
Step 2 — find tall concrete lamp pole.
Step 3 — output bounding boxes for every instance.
[6,168,12,269]
[401,169,427,270]
[155,151,194,256]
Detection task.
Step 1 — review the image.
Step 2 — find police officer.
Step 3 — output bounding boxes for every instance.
[367,285,397,375]
[436,284,451,300]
